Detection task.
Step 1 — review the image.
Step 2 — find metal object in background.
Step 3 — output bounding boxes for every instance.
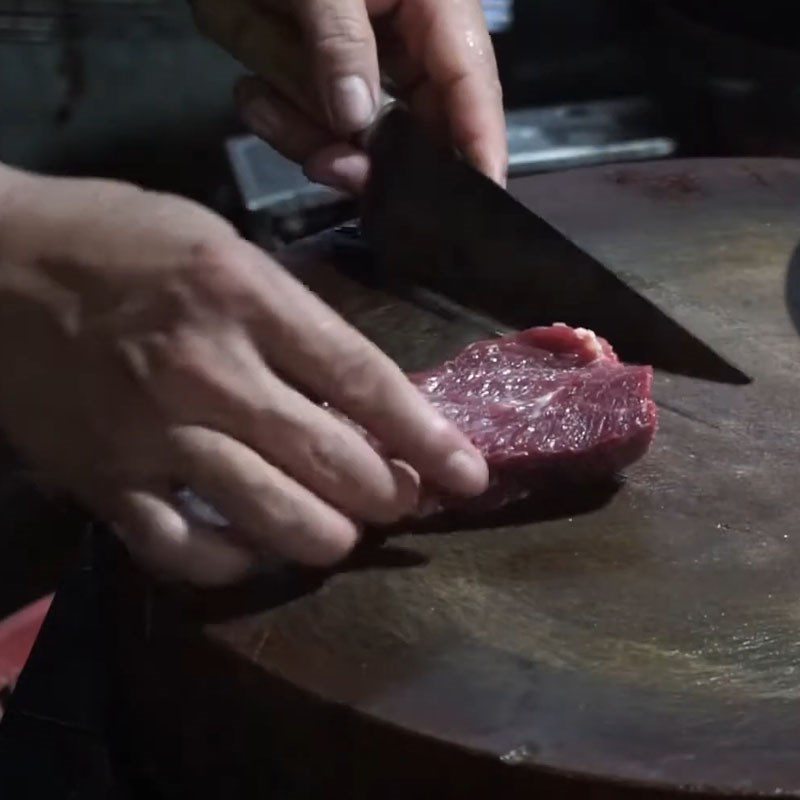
[226,96,675,247]
[504,98,674,173]
[225,134,356,249]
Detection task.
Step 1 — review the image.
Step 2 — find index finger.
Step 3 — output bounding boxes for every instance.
[388,0,507,184]
[242,243,488,498]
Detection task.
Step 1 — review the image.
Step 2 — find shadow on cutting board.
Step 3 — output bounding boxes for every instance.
[174,477,620,623]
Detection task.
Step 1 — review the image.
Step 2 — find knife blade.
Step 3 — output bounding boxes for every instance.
[360,104,749,385]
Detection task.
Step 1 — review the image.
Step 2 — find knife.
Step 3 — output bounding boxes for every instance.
[359,104,749,385]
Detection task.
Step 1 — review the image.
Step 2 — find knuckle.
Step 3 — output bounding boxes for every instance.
[152,329,199,374]
[332,345,391,413]
[304,431,346,483]
[180,237,258,317]
[312,14,371,56]
[185,238,241,285]
[113,332,175,389]
[120,328,201,384]
[235,387,299,449]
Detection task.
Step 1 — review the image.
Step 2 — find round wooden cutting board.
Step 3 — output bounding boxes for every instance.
[108,159,800,799]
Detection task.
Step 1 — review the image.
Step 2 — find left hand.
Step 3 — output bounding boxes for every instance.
[0,167,487,585]
[191,0,507,193]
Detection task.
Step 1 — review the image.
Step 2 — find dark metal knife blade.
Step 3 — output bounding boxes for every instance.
[360,104,749,384]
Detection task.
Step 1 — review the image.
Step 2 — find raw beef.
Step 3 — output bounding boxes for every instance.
[407,323,657,512]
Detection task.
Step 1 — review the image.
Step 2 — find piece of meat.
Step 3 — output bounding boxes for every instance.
[405,323,658,513]
[414,323,656,476]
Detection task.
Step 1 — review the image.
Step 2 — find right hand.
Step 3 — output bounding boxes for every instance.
[190,0,507,194]
[0,168,488,585]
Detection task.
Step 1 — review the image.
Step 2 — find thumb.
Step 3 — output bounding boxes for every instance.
[296,0,380,135]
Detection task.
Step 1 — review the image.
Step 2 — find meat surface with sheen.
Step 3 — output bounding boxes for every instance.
[408,323,658,512]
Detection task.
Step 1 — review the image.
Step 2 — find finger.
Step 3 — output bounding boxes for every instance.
[242,247,489,496]
[113,491,256,586]
[235,77,369,192]
[371,16,451,149]
[303,141,370,193]
[441,67,507,187]
[235,76,334,164]
[212,376,421,525]
[294,0,380,135]
[242,383,421,525]
[388,0,508,184]
[259,390,421,523]
[140,323,418,524]
[402,80,451,147]
[169,425,361,567]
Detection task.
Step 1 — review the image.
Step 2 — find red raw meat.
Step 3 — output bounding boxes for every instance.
[408,323,657,512]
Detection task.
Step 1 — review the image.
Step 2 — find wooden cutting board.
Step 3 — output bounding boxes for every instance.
[107,158,800,799]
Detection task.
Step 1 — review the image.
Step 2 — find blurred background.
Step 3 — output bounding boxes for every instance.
[1,0,800,700]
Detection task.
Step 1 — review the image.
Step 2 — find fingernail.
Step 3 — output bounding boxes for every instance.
[328,75,375,134]
[304,151,369,194]
[442,449,489,496]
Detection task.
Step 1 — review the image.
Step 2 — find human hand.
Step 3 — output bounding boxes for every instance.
[0,167,487,585]
[191,0,507,193]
